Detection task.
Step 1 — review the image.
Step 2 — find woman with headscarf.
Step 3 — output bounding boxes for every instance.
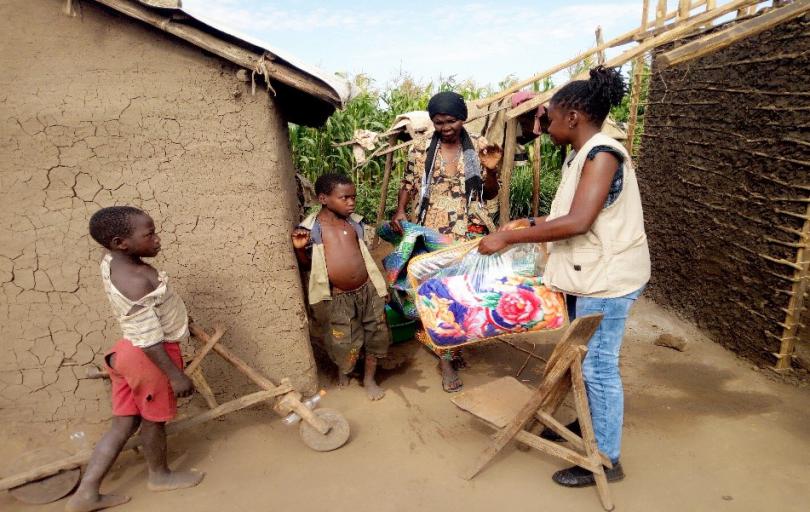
[390,91,501,392]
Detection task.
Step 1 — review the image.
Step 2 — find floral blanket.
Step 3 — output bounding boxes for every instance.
[409,241,566,351]
[377,221,453,319]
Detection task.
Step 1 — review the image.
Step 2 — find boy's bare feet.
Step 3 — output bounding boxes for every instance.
[363,354,385,400]
[364,378,385,400]
[147,469,205,492]
[65,492,130,512]
[338,373,351,387]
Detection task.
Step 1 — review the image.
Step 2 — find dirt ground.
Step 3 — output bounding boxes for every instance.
[2,297,809,512]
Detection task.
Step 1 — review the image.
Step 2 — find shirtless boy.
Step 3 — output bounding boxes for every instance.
[292,173,390,400]
[66,206,204,512]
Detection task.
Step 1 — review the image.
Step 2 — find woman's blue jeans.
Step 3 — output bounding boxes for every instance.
[566,287,644,464]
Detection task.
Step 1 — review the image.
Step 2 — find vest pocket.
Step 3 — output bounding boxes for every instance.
[552,247,609,295]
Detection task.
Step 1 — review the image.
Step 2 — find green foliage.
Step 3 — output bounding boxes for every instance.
[289,65,647,223]
[509,136,564,219]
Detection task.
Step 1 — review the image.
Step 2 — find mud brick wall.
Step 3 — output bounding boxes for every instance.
[636,14,809,368]
[0,0,317,424]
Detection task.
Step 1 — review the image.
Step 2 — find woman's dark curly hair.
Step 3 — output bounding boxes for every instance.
[549,66,626,124]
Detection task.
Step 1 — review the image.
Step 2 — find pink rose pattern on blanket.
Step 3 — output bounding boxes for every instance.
[416,274,565,347]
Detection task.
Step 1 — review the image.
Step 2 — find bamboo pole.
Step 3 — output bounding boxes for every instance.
[507,0,763,119]
[626,0,651,154]
[499,118,518,226]
[92,0,340,106]
[775,203,810,371]
[376,134,398,225]
[595,26,606,65]
[656,0,668,26]
[679,0,691,19]
[475,0,711,109]
[532,137,542,217]
[659,0,810,68]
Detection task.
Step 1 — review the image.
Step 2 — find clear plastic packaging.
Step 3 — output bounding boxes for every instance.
[280,391,324,426]
[407,240,566,350]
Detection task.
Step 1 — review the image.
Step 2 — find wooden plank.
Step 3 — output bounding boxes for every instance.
[659,0,810,68]
[571,356,614,511]
[532,137,542,217]
[166,388,286,434]
[93,0,340,105]
[451,377,534,429]
[375,134,399,225]
[463,346,579,480]
[533,409,613,468]
[544,314,603,373]
[499,118,518,226]
[514,431,600,472]
[776,203,810,370]
[507,0,763,119]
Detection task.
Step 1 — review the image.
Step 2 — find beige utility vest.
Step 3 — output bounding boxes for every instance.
[544,132,651,298]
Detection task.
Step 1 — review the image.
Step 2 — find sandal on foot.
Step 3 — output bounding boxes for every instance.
[441,374,463,393]
[552,462,624,488]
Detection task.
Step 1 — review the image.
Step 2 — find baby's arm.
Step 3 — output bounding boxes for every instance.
[291,227,312,269]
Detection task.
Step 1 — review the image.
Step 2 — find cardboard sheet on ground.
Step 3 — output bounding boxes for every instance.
[407,240,565,352]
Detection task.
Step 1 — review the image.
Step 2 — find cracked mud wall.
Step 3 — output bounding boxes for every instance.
[0,0,317,424]
[636,14,809,369]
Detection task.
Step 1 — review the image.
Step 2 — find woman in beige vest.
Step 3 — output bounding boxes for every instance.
[479,66,651,488]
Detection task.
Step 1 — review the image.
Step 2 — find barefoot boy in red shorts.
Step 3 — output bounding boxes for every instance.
[66,206,204,512]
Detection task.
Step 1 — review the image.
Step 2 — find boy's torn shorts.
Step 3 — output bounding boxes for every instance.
[105,339,184,422]
[311,280,390,375]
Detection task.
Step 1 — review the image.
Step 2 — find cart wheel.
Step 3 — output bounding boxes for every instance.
[8,447,80,505]
[299,408,350,452]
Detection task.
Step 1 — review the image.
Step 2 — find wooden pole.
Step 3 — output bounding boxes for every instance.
[189,324,332,433]
[499,118,518,226]
[656,0,667,26]
[659,0,810,68]
[679,0,691,19]
[474,0,712,109]
[507,0,763,120]
[463,346,580,480]
[641,0,652,30]
[626,0,651,154]
[595,26,606,65]
[376,134,398,225]
[775,203,810,371]
[706,0,716,9]
[532,137,542,217]
[92,0,340,106]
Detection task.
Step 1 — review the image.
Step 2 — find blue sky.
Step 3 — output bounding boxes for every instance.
[183,1,682,89]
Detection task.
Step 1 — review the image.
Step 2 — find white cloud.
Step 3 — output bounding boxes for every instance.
[183,0,642,87]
